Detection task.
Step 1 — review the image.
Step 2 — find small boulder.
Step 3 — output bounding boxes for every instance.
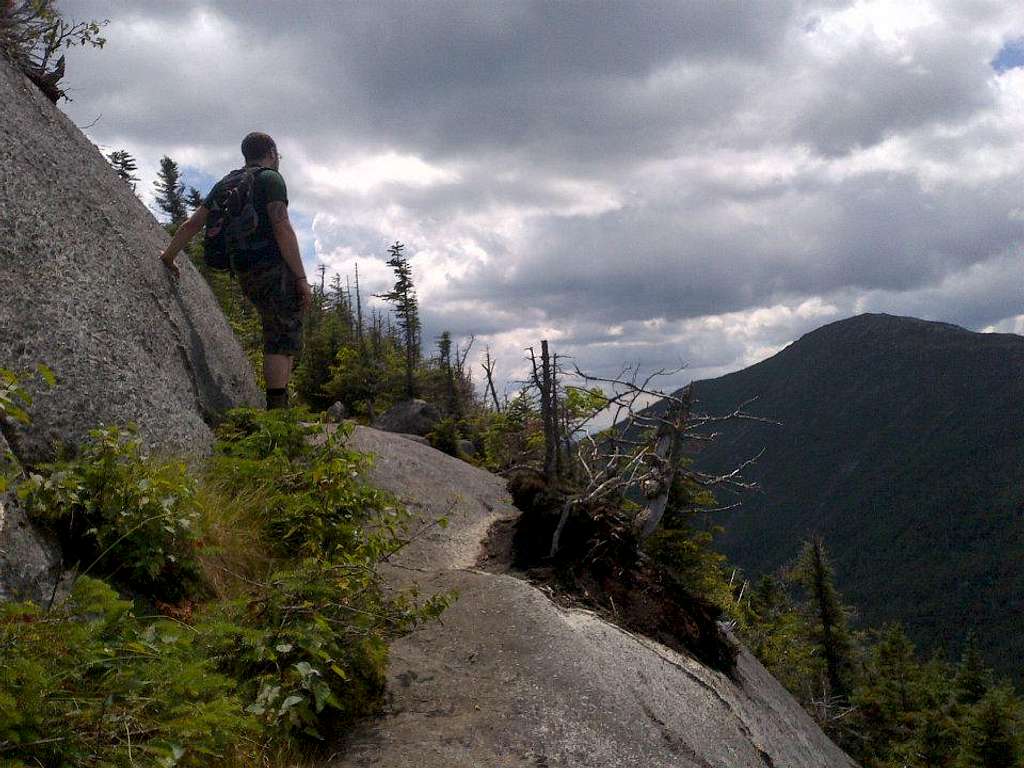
[0,432,67,605]
[373,399,441,437]
[456,439,476,458]
[326,401,347,423]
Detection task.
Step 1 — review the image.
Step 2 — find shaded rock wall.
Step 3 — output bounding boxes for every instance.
[0,56,260,465]
[0,432,65,604]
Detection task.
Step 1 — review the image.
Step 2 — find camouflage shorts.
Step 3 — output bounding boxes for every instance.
[236,259,304,356]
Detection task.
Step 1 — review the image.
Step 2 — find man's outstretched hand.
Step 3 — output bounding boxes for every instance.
[160,250,180,279]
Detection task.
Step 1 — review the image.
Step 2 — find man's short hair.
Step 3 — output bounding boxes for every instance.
[241,132,276,162]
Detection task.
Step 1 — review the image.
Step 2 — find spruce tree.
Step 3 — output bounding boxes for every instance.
[375,241,420,399]
[106,149,138,189]
[185,186,203,212]
[955,686,1021,768]
[153,155,187,224]
[955,632,992,707]
[437,330,460,416]
[790,536,854,700]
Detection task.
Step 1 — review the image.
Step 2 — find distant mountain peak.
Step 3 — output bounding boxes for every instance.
[800,312,974,341]
[689,312,1024,680]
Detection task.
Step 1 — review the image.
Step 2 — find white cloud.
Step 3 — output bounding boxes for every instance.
[56,0,1024,397]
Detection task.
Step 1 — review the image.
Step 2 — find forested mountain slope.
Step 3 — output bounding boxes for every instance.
[682,313,1024,676]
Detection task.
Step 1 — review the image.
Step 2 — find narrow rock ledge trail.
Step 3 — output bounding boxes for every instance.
[330,426,857,768]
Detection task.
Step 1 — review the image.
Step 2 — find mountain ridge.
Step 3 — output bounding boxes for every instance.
[680,312,1024,676]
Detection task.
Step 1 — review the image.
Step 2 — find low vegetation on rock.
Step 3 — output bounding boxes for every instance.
[1,404,451,766]
[0,0,106,102]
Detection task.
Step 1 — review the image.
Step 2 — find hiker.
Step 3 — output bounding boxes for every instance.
[159,132,312,410]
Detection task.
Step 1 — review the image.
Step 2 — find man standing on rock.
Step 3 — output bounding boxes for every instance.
[159,132,312,409]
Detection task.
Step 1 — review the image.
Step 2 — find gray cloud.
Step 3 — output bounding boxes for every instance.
[54,0,1024,391]
[789,29,996,155]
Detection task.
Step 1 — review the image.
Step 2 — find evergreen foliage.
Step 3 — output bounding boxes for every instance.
[644,474,737,611]
[955,632,993,706]
[955,687,1022,768]
[734,540,1024,767]
[374,242,420,399]
[186,185,203,212]
[154,155,188,225]
[788,536,855,700]
[105,149,139,190]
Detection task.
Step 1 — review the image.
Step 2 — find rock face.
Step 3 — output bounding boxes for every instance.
[372,399,441,437]
[0,56,260,466]
[0,433,66,605]
[333,427,857,768]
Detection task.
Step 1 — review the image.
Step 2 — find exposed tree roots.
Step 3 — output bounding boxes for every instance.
[479,473,738,676]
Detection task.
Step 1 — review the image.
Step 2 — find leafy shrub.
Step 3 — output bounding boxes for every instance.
[19,425,203,601]
[210,410,399,558]
[214,406,313,462]
[427,416,460,457]
[0,577,257,767]
[0,363,53,428]
[205,409,454,740]
[478,394,544,472]
[4,407,454,762]
[0,1,107,102]
[200,558,450,739]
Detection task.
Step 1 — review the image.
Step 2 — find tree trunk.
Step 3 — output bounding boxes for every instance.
[483,348,501,412]
[541,340,558,484]
[633,387,692,542]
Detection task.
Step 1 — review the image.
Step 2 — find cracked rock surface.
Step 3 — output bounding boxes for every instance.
[0,57,259,465]
[333,426,858,768]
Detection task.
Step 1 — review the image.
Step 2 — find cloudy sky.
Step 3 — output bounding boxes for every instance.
[58,0,1024,397]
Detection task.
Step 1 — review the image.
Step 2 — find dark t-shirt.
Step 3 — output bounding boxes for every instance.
[204,166,288,265]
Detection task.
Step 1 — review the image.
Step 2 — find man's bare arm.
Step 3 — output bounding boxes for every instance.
[159,206,208,278]
[268,200,311,311]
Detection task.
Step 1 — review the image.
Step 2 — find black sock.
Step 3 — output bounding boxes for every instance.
[266,388,289,410]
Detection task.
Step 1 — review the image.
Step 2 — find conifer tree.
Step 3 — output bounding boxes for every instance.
[105,149,138,189]
[153,155,187,224]
[437,330,460,416]
[954,632,992,707]
[955,686,1021,768]
[375,241,420,399]
[790,536,854,700]
[185,186,203,212]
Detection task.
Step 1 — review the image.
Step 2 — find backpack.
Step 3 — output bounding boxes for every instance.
[202,167,268,271]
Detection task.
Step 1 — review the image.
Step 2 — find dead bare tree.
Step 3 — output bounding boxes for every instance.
[481,347,501,412]
[527,341,560,485]
[547,362,776,557]
[1,2,107,102]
